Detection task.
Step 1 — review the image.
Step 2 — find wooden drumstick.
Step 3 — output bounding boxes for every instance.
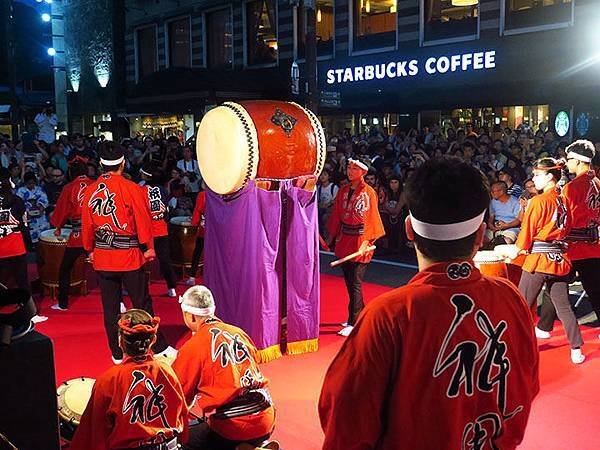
[330,246,376,267]
[319,235,330,251]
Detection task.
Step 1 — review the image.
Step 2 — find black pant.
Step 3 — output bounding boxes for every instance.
[57,246,87,308]
[341,261,368,326]
[0,254,29,290]
[98,267,169,359]
[188,237,204,278]
[184,421,270,450]
[538,258,600,330]
[155,236,177,289]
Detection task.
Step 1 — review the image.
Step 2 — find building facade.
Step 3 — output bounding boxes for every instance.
[64,0,600,141]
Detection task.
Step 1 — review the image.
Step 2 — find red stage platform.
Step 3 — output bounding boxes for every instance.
[34,274,600,450]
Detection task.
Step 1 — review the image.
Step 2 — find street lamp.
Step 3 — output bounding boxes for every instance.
[47,47,56,56]
[41,13,51,22]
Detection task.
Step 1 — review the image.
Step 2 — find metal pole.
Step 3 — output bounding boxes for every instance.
[304,0,318,113]
[51,0,68,134]
[4,0,19,137]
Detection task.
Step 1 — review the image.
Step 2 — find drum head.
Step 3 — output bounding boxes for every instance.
[196,103,258,195]
[57,377,95,424]
[170,216,192,226]
[473,250,504,264]
[40,229,71,243]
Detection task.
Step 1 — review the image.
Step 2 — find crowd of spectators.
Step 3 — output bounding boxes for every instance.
[0,127,203,249]
[317,122,600,254]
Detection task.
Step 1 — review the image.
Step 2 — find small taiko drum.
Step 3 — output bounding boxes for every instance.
[495,244,525,286]
[37,229,86,295]
[57,377,95,441]
[473,251,508,279]
[196,100,326,195]
[169,216,198,270]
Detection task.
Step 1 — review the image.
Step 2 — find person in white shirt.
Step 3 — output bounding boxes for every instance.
[176,146,201,193]
[34,108,58,144]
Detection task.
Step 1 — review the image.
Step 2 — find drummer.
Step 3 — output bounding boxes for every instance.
[172,285,276,450]
[537,140,600,338]
[326,158,385,337]
[49,161,93,311]
[185,187,206,286]
[140,163,177,298]
[81,143,176,363]
[509,157,585,364]
[70,309,188,450]
[0,169,30,291]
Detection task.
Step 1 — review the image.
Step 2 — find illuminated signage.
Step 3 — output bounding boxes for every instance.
[555,111,570,138]
[576,112,589,137]
[326,51,496,85]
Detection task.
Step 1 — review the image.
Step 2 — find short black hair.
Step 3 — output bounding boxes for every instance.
[535,157,563,182]
[566,139,595,161]
[98,141,124,173]
[69,161,87,178]
[405,157,490,262]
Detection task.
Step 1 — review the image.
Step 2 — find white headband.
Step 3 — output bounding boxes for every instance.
[410,211,486,241]
[567,151,592,163]
[179,297,215,316]
[100,156,124,166]
[140,168,152,177]
[348,158,368,171]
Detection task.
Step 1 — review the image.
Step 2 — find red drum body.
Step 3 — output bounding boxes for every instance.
[473,251,508,279]
[196,100,326,195]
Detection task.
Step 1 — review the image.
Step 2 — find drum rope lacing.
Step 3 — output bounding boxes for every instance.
[221,102,257,191]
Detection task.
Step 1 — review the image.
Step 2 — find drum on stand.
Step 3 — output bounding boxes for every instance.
[57,377,95,441]
[37,229,86,299]
[169,216,198,277]
[494,244,525,287]
[196,100,326,195]
[473,251,509,279]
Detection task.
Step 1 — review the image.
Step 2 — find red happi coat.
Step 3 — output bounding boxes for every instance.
[516,188,572,276]
[190,191,206,238]
[327,179,385,263]
[50,175,93,247]
[172,318,275,441]
[319,262,539,450]
[81,173,154,271]
[141,184,169,238]
[70,355,188,450]
[0,196,27,258]
[563,171,600,261]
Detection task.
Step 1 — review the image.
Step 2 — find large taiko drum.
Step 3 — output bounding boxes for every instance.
[57,377,95,441]
[473,251,508,279]
[37,229,86,296]
[169,216,198,270]
[196,100,326,195]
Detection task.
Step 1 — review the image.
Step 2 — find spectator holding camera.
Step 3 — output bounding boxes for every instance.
[34,107,58,145]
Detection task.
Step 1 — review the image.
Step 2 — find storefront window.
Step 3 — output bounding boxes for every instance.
[297,0,334,59]
[137,26,157,79]
[246,0,278,66]
[423,0,478,43]
[353,0,397,52]
[206,8,233,69]
[168,18,191,68]
[504,0,572,31]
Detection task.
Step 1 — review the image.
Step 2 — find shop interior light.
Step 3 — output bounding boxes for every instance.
[390,0,397,13]
[365,0,371,13]
[317,8,322,23]
[41,13,51,22]
[451,0,478,6]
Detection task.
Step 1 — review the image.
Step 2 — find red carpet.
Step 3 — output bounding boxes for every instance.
[34,274,600,450]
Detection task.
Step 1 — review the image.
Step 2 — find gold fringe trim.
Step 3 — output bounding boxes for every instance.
[256,344,283,364]
[286,338,319,356]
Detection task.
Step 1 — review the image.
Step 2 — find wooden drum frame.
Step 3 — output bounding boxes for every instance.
[37,229,87,299]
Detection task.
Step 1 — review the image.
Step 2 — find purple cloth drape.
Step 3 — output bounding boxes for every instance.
[204,180,320,355]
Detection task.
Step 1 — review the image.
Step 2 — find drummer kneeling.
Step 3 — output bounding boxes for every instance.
[71,309,188,450]
[172,286,277,450]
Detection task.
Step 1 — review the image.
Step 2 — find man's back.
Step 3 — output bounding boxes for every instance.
[320,261,538,450]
